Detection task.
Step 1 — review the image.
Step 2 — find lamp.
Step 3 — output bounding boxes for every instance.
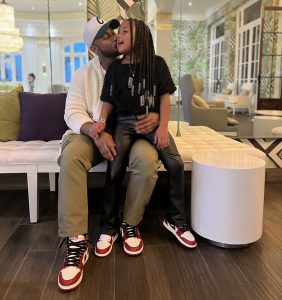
[0,0,23,53]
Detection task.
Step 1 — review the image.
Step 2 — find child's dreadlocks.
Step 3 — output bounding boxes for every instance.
[126,18,156,111]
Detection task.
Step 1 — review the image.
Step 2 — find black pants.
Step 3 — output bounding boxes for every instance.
[101,116,186,233]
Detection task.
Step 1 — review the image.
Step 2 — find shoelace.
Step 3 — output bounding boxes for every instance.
[59,237,93,267]
[99,234,112,242]
[178,224,189,233]
[122,224,138,238]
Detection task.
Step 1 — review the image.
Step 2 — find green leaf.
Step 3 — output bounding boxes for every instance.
[88,0,120,21]
[125,1,145,20]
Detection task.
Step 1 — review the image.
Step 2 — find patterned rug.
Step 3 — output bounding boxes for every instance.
[236,138,282,168]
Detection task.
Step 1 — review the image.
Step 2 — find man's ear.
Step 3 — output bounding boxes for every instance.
[90,45,98,56]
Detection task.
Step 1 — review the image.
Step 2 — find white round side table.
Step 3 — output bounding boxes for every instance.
[191,151,266,247]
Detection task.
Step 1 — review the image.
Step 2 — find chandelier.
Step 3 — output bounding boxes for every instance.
[0,0,23,53]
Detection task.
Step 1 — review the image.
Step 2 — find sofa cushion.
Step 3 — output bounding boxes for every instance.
[193,95,209,109]
[0,85,23,142]
[18,92,68,141]
[227,117,239,126]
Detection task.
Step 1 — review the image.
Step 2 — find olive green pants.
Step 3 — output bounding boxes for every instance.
[58,134,159,237]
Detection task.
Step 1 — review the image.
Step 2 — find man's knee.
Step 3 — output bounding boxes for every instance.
[59,134,95,171]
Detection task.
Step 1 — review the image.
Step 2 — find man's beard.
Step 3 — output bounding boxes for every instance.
[99,47,119,58]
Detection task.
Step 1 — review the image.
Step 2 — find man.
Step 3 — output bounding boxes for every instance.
[57,17,159,291]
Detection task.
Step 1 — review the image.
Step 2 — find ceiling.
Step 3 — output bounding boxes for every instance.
[6,0,86,13]
[7,0,230,18]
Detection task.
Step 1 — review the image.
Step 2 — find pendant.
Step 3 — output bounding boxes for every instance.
[143,78,146,89]
[131,85,135,96]
[140,95,145,106]
[128,76,133,89]
[153,85,156,96]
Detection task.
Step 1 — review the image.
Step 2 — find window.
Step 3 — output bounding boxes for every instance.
[0,52,23,84]
[244,0,262,25]
[210,21,225,94]
[236,0,261,92]
[63,42,87,84]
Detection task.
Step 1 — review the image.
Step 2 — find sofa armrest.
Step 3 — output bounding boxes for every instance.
[191,106,231,131]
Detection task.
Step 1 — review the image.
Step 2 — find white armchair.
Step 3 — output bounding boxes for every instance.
[215,83,253,115]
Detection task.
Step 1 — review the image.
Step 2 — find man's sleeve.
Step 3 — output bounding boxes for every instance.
[64,69,93,134]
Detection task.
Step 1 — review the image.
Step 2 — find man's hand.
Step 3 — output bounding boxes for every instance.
[135,112,159,134]
[94,131,116,161]
[92,122,106,139]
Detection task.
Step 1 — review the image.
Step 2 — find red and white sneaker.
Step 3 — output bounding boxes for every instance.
[95,233,118,257]
[163,219,197,248]
[58,235,89,291]
[120,221,143,255]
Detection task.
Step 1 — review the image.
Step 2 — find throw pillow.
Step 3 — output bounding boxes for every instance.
[18,92,68,141]
[223,88,232,95]
[193,95,209,109]
[0,84,23,142]
[192,78,203,96]
[227,117,239,126]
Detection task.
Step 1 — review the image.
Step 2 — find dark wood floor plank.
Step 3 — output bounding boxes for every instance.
[172,243,224,299]
[229,244,282,299]
[0,218,22,250]
[257,231,282,279]
[4,250,56,300]
[199,244,259,299]
[78,251,115,300]
[115,245,151,300]
[0,225,41,298]
[143,245,197,300]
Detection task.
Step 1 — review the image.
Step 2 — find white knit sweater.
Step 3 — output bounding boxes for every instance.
[64,56,106,134]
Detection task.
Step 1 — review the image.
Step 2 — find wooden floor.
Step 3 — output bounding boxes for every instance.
[0,174,282,300]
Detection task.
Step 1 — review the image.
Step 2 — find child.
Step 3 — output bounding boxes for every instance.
[94,18,197,251]
[27,73,36,92]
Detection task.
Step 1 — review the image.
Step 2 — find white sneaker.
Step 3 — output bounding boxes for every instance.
[163,219,197,248]
[58,235,89,291]
[95,233,118,257]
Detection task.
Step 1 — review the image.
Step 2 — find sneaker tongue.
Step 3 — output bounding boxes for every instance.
[70,235,85,242]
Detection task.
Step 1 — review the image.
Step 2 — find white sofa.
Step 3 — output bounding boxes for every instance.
[0,121,265,223]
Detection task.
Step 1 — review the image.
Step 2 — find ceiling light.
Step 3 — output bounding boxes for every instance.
[0,0,23,53]
[188,2,192,6]
[78,1,82,6]
[31,6,35,10]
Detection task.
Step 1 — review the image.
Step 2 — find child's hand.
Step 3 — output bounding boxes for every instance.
[92,122,106,139]
[154,126,169,150]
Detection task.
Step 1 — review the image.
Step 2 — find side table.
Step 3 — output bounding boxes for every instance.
[191,151,266,247]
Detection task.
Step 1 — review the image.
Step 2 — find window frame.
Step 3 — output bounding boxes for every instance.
[209,18,225,95]
[235,0,261,93]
